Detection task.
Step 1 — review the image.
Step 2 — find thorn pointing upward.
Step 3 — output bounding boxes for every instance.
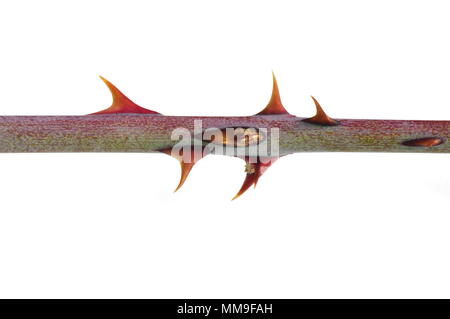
[303,96,340,126]
[256,72,291,116]
[90,76,160,115]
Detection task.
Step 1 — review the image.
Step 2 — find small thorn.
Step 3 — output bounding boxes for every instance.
[402,137,444,147]
[302,96,340,126]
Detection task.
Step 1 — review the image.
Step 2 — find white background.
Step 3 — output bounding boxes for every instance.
[0,0,449,298]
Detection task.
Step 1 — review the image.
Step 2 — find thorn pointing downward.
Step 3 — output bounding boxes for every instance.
[159,147,207,192]
[175,161,196,192]
[232,157,278,200]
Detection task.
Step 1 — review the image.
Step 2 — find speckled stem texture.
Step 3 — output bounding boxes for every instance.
[0,114,449,154]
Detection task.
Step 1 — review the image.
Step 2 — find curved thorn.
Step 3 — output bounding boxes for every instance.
[99,76,130,104]
[159,146,206,192]
[302,96,340,126]
[232,173,258,200]
[311,96,327,118]
[90,76,160,115]
[232,157,280,200]
[268,71,282,108]
[174,162,195,192]
[255,72,291,115]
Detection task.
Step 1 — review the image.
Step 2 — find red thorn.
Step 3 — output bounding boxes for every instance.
[402,137,444,147]
[90,76,160,115]
[175,162,195,192]
[232,171,258,200]
[232,157,278,200]
[159,146,207,192]
[256,72,291,116]
[303,96,339,126]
